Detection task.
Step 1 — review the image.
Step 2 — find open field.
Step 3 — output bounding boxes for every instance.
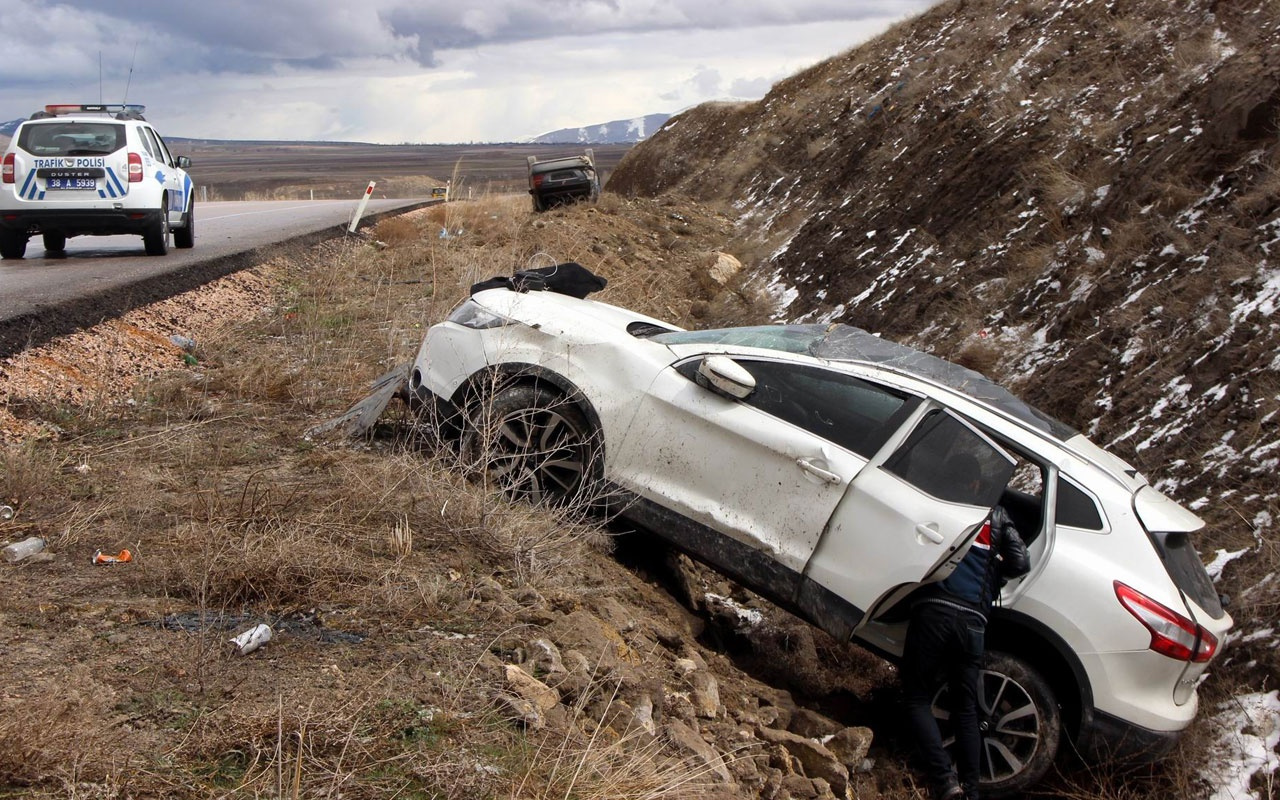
[174,141,635,202]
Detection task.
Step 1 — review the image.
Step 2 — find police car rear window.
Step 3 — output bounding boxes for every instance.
[18,122,125,156]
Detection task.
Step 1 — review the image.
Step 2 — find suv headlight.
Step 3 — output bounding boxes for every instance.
[448,299,513,330]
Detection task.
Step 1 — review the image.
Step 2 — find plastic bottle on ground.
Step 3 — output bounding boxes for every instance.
[2,536,47,563]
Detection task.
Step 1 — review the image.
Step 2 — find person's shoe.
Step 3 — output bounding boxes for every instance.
[933,779,964,800]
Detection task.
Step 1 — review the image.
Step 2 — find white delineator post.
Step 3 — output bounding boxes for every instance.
[348,181,376,233]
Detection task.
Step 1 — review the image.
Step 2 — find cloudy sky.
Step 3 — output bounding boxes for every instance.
[0,0,934,143]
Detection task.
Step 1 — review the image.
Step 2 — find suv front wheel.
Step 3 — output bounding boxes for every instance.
[461,383,600,506]
[42,232,67,252]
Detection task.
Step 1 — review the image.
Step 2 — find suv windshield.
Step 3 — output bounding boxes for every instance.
[18,122,125,156]
[650,325,824,353]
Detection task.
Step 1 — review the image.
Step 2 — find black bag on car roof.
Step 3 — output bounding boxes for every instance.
[470,262,607,299]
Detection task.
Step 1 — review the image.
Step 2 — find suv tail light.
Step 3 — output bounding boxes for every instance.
[531,174,545,189]
[1115,581,1218,663]
[2,153,13,184]
[127,152,143,183]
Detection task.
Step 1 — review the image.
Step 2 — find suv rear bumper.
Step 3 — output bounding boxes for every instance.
[0,207,162,237]
[1078,708,1180,763]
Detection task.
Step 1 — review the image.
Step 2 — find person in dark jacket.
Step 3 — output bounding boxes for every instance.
[901,454,1031,800]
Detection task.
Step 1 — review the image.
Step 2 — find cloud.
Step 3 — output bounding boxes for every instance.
[13,0,927,74]
[0,1,935,141]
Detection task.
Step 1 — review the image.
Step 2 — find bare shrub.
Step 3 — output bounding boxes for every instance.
[146,520,379,608]
[372,215,420,246]
[0,443,60,510]
[511,717,714,800]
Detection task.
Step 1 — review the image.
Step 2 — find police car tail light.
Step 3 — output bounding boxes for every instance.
[127,152,144,183]
[2,154,13,184]
[1115,581,1218,663]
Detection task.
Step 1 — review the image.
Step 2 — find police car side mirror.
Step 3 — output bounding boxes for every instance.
[176,156,192,169]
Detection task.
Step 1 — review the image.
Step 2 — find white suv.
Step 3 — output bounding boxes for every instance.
[0,104,194,259]
[407,285,1233,796]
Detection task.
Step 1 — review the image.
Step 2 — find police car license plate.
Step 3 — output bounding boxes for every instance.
[46,177,96,190]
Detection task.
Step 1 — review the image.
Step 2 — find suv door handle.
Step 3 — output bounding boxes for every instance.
[796,458,841,484]
[915,523,945,544]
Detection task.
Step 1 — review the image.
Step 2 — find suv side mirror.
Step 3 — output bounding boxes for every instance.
[696,355,755,400]
[176,155,192,169]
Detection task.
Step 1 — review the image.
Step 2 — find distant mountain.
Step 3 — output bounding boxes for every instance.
[530,113,671,145]
[1,118,25,137]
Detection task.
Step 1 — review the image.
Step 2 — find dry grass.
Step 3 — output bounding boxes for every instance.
[0,193,755,798]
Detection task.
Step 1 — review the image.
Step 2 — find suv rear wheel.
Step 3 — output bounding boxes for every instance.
[933,650,1061,797]
[0,230,27,260]
[143,205,169,256]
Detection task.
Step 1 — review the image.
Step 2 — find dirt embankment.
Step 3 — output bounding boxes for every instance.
[613,0,1280,722]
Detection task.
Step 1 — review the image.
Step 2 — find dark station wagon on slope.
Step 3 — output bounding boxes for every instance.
[526,150,600,212]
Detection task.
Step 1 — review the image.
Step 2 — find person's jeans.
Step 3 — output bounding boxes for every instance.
[902,601,985,799]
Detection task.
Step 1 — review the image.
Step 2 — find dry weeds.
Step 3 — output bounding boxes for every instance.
[0,193,757,799]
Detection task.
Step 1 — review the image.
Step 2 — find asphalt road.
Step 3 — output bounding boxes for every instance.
[0,198,431,357]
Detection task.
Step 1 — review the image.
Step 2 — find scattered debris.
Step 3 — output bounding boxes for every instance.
[91,548,132,565]
[305,363,410,439]
[152,609,366,645]
[229,623,273,655]
[2,536,46,563]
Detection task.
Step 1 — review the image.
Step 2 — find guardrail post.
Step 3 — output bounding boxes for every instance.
[348,181,376,233]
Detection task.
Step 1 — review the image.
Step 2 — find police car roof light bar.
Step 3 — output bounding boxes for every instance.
[44,103,146,117]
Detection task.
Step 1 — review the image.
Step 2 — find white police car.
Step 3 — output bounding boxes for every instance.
[0,104,194,259]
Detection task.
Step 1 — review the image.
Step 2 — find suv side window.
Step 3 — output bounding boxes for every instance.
[1056,476,1106,531]
[136,125,157,159]
[723,360,919,457]
[997,451,1047,543]
[882,409,1015,507]
[152,129,176,167]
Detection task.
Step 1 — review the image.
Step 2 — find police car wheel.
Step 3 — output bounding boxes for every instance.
[174,199,195,249]
[42,232,67,252]
[143,206,170,256]
[0,230,27,260]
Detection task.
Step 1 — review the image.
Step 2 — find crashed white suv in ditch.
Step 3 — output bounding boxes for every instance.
[405,283,1233,797]
[0,104,194,259]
